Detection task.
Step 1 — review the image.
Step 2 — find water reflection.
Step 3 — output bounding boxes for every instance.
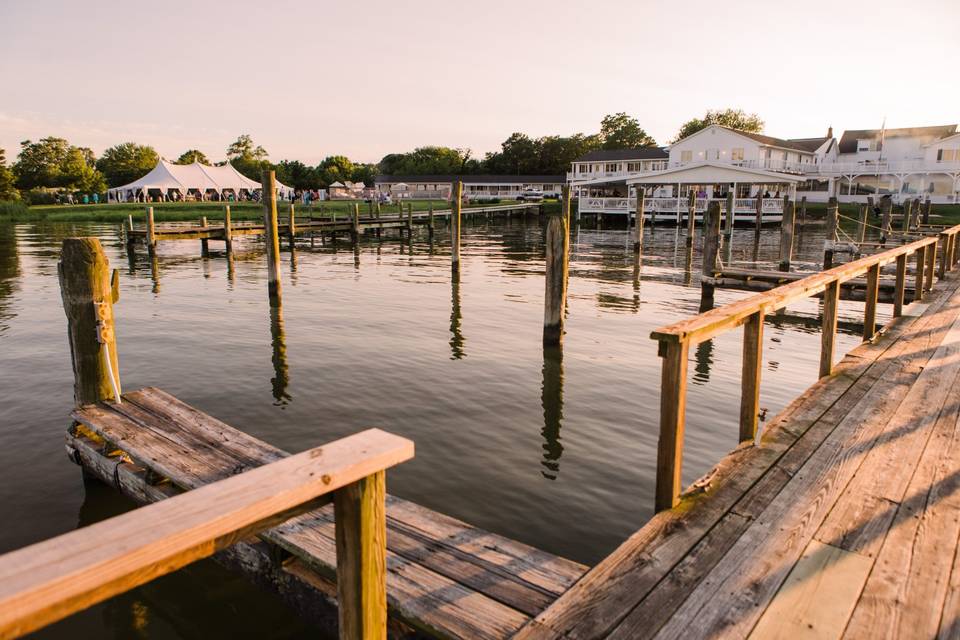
[693,339,714,385]
[270,302,291,405]
[0,225,20,334]
[540,344,564,480]
[149,253,160,295]
[450,271,465,359]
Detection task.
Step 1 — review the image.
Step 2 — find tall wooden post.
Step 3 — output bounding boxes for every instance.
[352,203,360,242]
[820,281,839,377]
[656,338,689,512]
[685,191,696,248]
[334,472,387,640]
[823,197,839,269]
[288,203,297,248]
[375,199,381,219]
[126,215,135,248]
[778,195,795,272]
[200,216,209,257]
[926,238,937,291]
[262,170,283,303]
[799,196,807,226]
[702,201,722,278]
[59,238,121,406]
[543,211,569,346]
[146,206,156,254]
[406,202,413,235]
[740,310,764,443]
[633,188,645,253]
[428,202,435,239]
[923,198,931,225]
[915,246,926,302]
[451,181,463,274]
[223,205,233,254]
[893,253,907,317]
[723,191,734,262]
[881,198,892,245]
[902,199,912,233]
[864,264,879,341]
[754,192,763,241]
[856,204,867,244]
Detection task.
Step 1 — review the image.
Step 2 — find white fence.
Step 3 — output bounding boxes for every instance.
[578,196,785,217]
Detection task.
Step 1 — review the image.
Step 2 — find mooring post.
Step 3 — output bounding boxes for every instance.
[799,196,807,226]
[199,216,209,257]
[754,192,763,241]
[146,206,156,254]
[923,198,931,225]
[451,181,463,274]
[686,191,696,249]
[351,203,360,243]
[881,198,892,245]
[428,202,435,239]
[823,197,839,269]
[59,238,121,406]
[126,214,135,248]
[633,189,645,253]
[778,195,795,272]
[543,201,569,346]
[902,199,912,233]
[702,201,722,278]
[223,205,233,254]
[856,204,868,244]
[375,199,381,219]
[913,198,922,229]
[723,191,734,262]
[406,202,413,235]
[288,203,297,248]
[262,170,283,303]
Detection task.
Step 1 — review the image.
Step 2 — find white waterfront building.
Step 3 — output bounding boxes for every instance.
[572,123,960,220]
[375,175,565,201]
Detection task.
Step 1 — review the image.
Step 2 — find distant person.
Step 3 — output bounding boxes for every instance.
[82,194,89,204]
[763,190,771,198]
[93,193,99,204]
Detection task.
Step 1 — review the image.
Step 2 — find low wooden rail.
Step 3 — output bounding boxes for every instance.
[0,428,414,640]
[649,222,960,512]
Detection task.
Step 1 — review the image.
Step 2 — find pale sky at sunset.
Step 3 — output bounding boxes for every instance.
[1,0,958,165]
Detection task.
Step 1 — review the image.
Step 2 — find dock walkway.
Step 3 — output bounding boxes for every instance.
[67,387,586,639]
[516,271,960,638]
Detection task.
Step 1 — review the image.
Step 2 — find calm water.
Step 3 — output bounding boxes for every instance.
[0,217,881,638]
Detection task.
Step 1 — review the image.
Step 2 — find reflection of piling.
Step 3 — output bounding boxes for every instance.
[223,205,233,254]
[269,301,290,404]
[823,197,838,269]
[146,207,156,254]
[449,271,464,359]
[58,238,121,406]
[262,170,283,303]
[633,190,645,253]
[149,252,160,295]
[540,344,564,480]
[778,196,794,272]
[452,181,463,274]
[543,208,569,346]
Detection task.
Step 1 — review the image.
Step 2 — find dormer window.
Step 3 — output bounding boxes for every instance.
[857,139,875,152]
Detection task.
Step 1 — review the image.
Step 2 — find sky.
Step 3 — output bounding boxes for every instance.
[1,0,958,165]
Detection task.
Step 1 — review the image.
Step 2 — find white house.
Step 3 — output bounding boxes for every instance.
[801,124,960,203]
[374,175,565,200]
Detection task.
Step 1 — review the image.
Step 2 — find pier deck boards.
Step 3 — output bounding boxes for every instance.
[67,387,586,639]
[516,270,960,639]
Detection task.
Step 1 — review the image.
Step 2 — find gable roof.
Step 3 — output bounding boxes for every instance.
[725,128,831,153]
[624,161,804,185]
[838,125,958,153]
[574,147,669,162]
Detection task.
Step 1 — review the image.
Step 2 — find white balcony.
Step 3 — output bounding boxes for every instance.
[578,196,785,221]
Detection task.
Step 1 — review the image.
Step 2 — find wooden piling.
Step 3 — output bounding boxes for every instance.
[633,189,645,253]
[778,196,795,272]
[656,339,689,512]
[799,196,807,226]
[893,253,907,317]
[702,201,722,278]
[824,198,839,269]
[740,310,764,443]
[262,170,283,302]
[406,203,413,235]
[288,204,297,247]
[451,181,463,274]
[200,216,209,257]
[926,238,937,291]
[915,245,926,302]
[428,202,435,238]
[543,211,569,346]
[902,200,912,233]
[334,471,387,640]
[58,238,121,406]
[352,204,361,242]
[685,191,696,248]
[724,192,734,251]
[754,193,763,240]
[856,204,868,244]
[146,207,156,253]
[881,198,892,244]
[819,280,839,378]
[126,215,135,246]
[864,263,879,341]
[923,198,932,225]
[223,205,233,254]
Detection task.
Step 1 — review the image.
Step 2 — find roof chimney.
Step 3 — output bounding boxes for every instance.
[827,126,833,139]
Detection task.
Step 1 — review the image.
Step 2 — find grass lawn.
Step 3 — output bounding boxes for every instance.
[3,198,558,224]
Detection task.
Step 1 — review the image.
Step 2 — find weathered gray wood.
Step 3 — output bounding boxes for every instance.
[200,216,209,256]
[902,199,913,232]
[754,193,763,240]
[685,191,695,249]
[146,207,156,252]
[223,205,233,254]
[543,205,569,346]
[926,237,937,291]
[778,195,795,272]
[288,203,296,247]
[820,280,839,377]
[262,171,283,301]
[724,192,734,264]
[881,198,892,244]
[58,238,121,406]
[824,197,839,269]
[656,339,689,512]
[857,204,868,244]
[916,245,926,302]
[864,263,879,341]
[633,190,645,253]
[894,253,907,317]
[451,182,463,273]
[702,201,721,278]
[739,310,764,443]
[799,196,807,225]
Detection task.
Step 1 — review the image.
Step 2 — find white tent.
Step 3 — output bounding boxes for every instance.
[107,159,293,202]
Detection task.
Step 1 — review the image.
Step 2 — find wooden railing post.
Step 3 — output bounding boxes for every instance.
[59,238,121,406]
[864,263,879,341]
[656,338,689,512]
[823,198,838,269]
[146,206,156,254]
[820,280,839,378]
[940,232,950,279]
[223,205,233,255]
[926,238,937,291]
[633,189,645,253]
[778,195,795,272]
[740,310,764,443]
[262,170,283,302]
[334,471,387,640]
[914,246,926,302]
[543,203,569,346]
[451,181,463,274]
[893,253,907,317]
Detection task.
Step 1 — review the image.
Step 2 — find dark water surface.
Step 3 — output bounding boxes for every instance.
[0,218,881,638]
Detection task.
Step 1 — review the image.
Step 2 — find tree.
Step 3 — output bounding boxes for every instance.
[63,147,106,193]
[0,149,19,200]
[600,113,657,149]
[484,133,541,174]
[226,134,271,180]
[673,108,764,142]
[95,142,158,187]
[378,146,476,176]
[352,163,379,187]
[174,149,210,165]
[13,137,72,189]
[317,155,356,186]
[275,160,319,190]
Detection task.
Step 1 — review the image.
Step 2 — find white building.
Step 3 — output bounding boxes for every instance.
[374,175,565,200]
[801,125,960,203]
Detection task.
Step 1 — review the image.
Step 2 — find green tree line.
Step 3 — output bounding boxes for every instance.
[0,109,763,203]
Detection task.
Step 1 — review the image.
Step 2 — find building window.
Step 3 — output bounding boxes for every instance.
[857,139,875,152]
[681,150,692,163]
[731,148,744,161]
[578,164,590,174]
[605,163,619,172]
[938,149,957,162]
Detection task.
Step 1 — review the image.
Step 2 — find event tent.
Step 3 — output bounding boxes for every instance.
[107,159,293,202]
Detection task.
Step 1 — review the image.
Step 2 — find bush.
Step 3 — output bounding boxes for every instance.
[0,200,29,218]
[23,189,59,205]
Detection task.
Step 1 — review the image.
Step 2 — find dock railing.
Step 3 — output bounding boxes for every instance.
[0,428,414,640]
[649,222,960,512]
